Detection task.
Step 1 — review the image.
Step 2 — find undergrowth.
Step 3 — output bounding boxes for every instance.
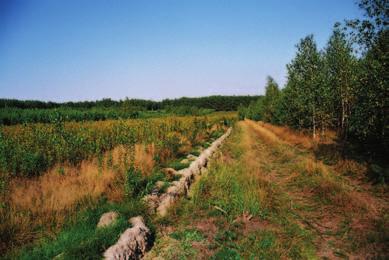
[7,198,149,260]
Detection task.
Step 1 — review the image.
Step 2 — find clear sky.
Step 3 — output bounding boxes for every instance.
[0,0,362,101]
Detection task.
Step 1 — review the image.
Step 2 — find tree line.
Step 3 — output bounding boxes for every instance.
[239,0,388,156]
[0,95,258,125]
[0,95,258,111]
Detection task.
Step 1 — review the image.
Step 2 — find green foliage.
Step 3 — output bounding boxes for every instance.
[166,160,190,171]
[125,167,168,198]
[237,105,246,120]
[211,247,240,260]
[0,96,255,125]
[170,228,204,242]
[286,35,325,135]
[165,105,214,116]
[0,107,140,125]
[15,199,147,260]
[1,114,234,177]
[345,0,388,51]
[261,76,281,124]
[323,26,358,138]
[238,97,265,121]
[160,95,260,112]
[190,150,201,157]
[240,0,387,157]
[349,29,388,152]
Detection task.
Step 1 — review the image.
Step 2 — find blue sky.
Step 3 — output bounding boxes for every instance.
[0,0,362,101]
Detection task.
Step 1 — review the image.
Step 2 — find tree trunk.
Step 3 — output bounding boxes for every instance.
[312,107,316,139]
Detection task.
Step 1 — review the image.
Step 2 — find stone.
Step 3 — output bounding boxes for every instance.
[97,211,119,228]
[155,181,165,190]
[143,194,160,213]
[180,158,190,164]
[104,216,151,260]
[187,154,197,161]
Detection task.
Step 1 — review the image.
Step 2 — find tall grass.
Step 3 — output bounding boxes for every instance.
[0,113,236,256]
[0,113,236,177]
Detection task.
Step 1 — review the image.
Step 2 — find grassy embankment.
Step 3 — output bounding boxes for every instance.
[146,120,388,259]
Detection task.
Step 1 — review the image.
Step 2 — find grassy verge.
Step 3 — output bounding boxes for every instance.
[146,123,316,259]
[145,120,388,259]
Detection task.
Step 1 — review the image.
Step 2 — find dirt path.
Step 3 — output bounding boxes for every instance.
[244,120,387,258]
[145,120,388,259]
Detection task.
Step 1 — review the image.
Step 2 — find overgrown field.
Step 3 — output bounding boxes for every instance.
[0,112,236,257]
[0,112,235,177]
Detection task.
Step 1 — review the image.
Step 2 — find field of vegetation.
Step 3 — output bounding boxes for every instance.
[0,112,236,257]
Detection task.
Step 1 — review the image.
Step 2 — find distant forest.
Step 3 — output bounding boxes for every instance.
[0,95,259,110]
[0,96,258,125]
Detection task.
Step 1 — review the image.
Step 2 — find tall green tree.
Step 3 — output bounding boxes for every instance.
[323,26,358,140]
[350,30,388,151]
[345,0,388,51]
[285,35,324,137]
[346,0,388,152]
[262,76,281,123]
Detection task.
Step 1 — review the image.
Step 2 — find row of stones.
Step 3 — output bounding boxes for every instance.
[98,128,232,259]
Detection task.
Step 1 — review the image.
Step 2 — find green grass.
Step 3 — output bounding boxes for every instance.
[147,123,320,259]
[12,198,149,260]
[166,160,190,171]
[189,150,201,157]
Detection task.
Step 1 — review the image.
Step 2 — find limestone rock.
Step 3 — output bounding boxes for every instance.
[187,154,197,161]
[180,158,190,164]
[97,211,119,228]
[104,216,151,260]
[143,194,160,213]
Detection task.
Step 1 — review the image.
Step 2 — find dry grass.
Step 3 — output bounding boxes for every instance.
[286,155,378,218]
[0,145,137,253]
[134,143,156,176]
[248,120,380,215]
[245,120,281,145]
[260,121,315,148]
[9,162,118,213]
[239,123,280,211]
[245,120,387,257]
[1,163,120,248]
[254,120,336,149]
[334,159,368,179]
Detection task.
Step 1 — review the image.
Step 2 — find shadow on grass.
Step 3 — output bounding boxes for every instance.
[314,140,388,184]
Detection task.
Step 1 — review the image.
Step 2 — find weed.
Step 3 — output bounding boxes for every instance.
[211,247,240,260]
[166,160,190,171]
